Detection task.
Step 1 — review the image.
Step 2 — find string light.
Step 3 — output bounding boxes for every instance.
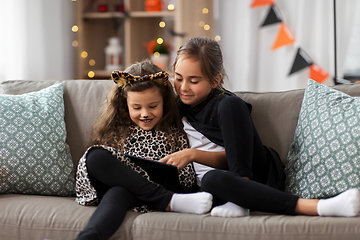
[157,38,164,44]
[167,4,175,11]
[72,25,79,32]
[215,35,221,41]
[159,21,166,28]
[88,71,95,78]
[153,52,160,58]
[89,59,96,66]
[72,40,78,47]
[200,6,211,31]
[81,51,88,58]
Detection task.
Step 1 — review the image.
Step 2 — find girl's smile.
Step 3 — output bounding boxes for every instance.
[174,58,216,107]
[127,87,163,130]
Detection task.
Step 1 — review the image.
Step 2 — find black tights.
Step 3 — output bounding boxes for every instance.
[201,96,299,215]
[201,170,298,215]
[75,148,173,240]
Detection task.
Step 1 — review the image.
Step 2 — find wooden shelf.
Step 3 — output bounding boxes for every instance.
[76,0,215,79]
[83,12,127,19]
[129,11,175,18]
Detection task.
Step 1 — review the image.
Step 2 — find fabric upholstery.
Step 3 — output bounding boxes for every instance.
[2,80,360,240]
[1,80,114,167]
[0,83,74,196]
[285,80,360,198]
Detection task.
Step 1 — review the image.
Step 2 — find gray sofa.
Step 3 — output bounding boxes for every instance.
[1,79,360,240]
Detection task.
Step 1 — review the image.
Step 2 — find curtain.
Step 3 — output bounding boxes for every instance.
[215,0,360,92]
[0,0,76,83]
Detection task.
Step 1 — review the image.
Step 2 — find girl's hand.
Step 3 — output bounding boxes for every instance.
[159,149,228,170]
[159,149,196,170]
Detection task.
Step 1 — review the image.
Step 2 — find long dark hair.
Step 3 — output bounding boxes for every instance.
[173,37,227,92]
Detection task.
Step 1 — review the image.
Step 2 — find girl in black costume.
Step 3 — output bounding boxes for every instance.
[160,37,360,218]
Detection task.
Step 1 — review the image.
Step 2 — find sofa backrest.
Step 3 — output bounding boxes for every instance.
[236,83,360,162]
[2,80,360,167]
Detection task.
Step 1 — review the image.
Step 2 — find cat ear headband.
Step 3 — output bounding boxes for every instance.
[111,71,169,88]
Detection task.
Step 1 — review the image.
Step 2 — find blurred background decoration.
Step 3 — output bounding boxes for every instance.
[0,0,359,92]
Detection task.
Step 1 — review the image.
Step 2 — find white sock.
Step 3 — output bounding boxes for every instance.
[317,188,360,217]
[210,202,249,218]
[170,192,213,214]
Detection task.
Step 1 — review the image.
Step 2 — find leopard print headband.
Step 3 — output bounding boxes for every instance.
[111,71,169,88]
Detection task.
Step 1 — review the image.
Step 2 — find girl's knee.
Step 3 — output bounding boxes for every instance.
[201,170,226,191]
[86,147,110,170]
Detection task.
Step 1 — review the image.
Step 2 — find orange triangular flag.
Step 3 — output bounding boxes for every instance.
[251,0,275,8]
[309,64,329,83]
[272,23,295,50]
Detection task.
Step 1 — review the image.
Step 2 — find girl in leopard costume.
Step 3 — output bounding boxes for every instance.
[75,60,213,240]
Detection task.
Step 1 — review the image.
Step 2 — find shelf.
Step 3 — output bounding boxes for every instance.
[83,12,127,19]
[129,11,175,18]
[76,0,215,79]
[83,11,175,19]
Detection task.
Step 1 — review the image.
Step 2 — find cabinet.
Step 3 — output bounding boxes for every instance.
[75,0,214,79]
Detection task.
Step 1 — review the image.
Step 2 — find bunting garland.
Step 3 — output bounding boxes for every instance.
[289,48,313,75]
[251,0,274,8]
[310,64,329,84]
[261,5,282,27]
[251,0,329,83]
[272,23,295,50]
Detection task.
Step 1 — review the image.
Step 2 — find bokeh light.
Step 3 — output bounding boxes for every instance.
[81,51,88,58]
[159,21,166,28]
[167,4,175,11]
[89,59,96,66]
[72,25,79,32]
[157,38,164,44]
[88,71,95,78]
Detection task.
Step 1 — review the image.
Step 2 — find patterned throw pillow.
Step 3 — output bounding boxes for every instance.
[0,83,75,196]
[285,80,360,199]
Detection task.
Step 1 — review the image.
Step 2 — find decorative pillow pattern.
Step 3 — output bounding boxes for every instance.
[285,80,360,199]
[0,83,75,196]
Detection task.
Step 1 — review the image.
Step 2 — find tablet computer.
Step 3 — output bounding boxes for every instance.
[123,154,181,193]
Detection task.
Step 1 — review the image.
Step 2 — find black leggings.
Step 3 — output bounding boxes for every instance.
[201,170,298,215]
[201,96,299,215]
[75,147,173,240]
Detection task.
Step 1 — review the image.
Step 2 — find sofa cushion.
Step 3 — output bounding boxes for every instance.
[0,194,139,240]
[285,79,360,199]
[132,211,360,240]
[0,80,114,168]
[0,84,75,196]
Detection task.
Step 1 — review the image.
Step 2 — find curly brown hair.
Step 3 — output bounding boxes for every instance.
[89,59,186,151]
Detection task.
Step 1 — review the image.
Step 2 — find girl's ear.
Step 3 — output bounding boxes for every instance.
[211,73,222,88]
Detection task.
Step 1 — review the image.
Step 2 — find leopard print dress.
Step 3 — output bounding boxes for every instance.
[75,125,196,213]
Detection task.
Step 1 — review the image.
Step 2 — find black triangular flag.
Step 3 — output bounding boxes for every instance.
[261,5,282,27]
[289,48,313,75]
